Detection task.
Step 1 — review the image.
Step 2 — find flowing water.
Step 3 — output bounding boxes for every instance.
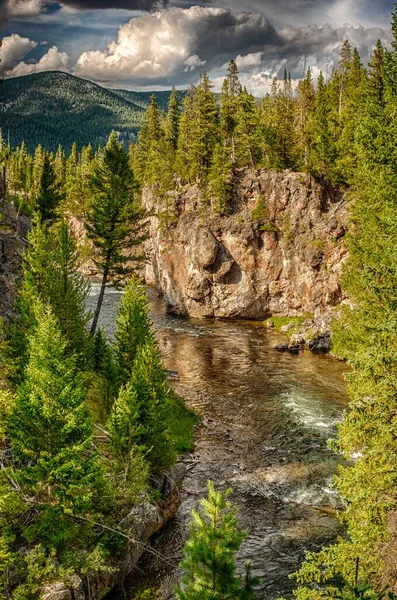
[88,285,348,599]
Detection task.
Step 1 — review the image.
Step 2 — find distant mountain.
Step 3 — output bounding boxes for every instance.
[0,71,183,152]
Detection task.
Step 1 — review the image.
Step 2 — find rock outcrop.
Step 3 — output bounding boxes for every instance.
[0,203,30,319]
[144,170,348,322]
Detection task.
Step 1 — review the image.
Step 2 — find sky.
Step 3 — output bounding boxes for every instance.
[0,0,394,93]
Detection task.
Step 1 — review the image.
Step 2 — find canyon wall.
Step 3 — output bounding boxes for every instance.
[144,170,348,323]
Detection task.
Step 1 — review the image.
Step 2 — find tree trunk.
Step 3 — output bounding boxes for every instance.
[90,264,109,337]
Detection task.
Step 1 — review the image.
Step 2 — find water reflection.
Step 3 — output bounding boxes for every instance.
[88,285,347,599]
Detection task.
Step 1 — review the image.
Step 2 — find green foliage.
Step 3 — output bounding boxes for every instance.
[176,481,259,600]
[36,152,63,220]
[9,215,90,377]
[114,278,154,384]
[85,131,147,335]
[0,71,162,152]
[166,389,198,455]
[269,314,313,333]
[294,7,397,596]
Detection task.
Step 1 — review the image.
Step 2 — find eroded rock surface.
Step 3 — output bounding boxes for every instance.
[145,170,348,321]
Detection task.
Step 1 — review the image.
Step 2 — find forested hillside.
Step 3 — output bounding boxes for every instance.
[0,71,183,152]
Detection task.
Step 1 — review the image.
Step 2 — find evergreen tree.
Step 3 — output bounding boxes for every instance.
[296,67,315,168]
[36,152,63,220]
[295,9,397,595]
[165,87,181,153]
[176,482,259,600]
[308,71,336,179]
[8,305,105,547]
[189,72,219,183]
[49,220,90,356]
[220,60,241,164]
[125,340,174,471]
[134,95,163,185]
[208,142,233,214]
[85,131,147,336]
[114,278,154,384]
[175,89,196,184]
[234,87,262,168]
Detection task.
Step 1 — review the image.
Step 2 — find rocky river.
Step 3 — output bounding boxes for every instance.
[88,284,348,600]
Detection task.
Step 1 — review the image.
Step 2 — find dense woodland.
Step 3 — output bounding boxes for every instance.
[0,71,180,152]
[1,3,397,599]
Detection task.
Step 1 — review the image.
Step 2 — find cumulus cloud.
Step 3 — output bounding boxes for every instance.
[73,5,391,90]
[0,34,69,77]
[0,33,38,73]
[75,6,280,84]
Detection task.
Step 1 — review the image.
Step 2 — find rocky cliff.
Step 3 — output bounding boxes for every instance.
[0,203,29,319]
[144,170,348,324]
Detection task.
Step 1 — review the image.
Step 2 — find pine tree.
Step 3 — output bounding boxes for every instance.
[308,71,336,179]
[176,481,259,600]
[91,328,119,416]
[36,152,63,220]
[208,142,233,214]
[165,87,181,154]
[234,87,262,168]
[220,60,241,164]
[175,89,196,184]
[189,72,219,184]
[48,220,90,357]
[8,305,105,546]
[85,131,147,336]
[295,10,397,594]
[369,40,386,106]
[134,95,163,185]
[114,278,154,384]
[296,67,315,168]
[126,340,174,471]
[10,214,53,376]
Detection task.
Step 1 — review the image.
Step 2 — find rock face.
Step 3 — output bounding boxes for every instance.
[0,203,30,319]
[145,170,348,321]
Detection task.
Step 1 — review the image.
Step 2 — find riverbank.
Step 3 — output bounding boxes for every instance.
[91,286,348,599]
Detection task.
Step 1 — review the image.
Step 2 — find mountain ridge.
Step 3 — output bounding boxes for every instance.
[0,71,183,152]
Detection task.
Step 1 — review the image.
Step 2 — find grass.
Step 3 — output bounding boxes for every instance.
[268,313,314,334]
[167,389,199,454]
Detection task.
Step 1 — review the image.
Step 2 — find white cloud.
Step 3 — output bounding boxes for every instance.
[74,6,278,84]
[0,35,69,78]
[0,34,38,73]
[235,52,263,70]
[6,46,69,77]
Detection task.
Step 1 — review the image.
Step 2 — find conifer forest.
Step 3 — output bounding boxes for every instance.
[1,1,397,599]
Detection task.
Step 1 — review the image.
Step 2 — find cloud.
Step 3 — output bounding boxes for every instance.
[59,0,166,9]
[0,0,166,26]
[75,6,280,84]
[73,6,391,90]
[0,0,43,24]
[0,34,69,77]
[0,33,38,72]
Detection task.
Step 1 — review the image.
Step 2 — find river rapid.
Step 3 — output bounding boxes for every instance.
[88,285,348,600]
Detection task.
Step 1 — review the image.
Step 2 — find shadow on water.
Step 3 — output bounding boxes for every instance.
[87,285,348,599]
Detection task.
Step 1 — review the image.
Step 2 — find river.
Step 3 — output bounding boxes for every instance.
[87,284,348,600]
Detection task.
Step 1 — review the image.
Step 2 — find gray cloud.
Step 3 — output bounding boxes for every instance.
[59,0,166,10]
[73,6,392,92]
[0,0,166,26]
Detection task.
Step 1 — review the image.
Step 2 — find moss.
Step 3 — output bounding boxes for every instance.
[167,389,199,454]
[267,313,314,334]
